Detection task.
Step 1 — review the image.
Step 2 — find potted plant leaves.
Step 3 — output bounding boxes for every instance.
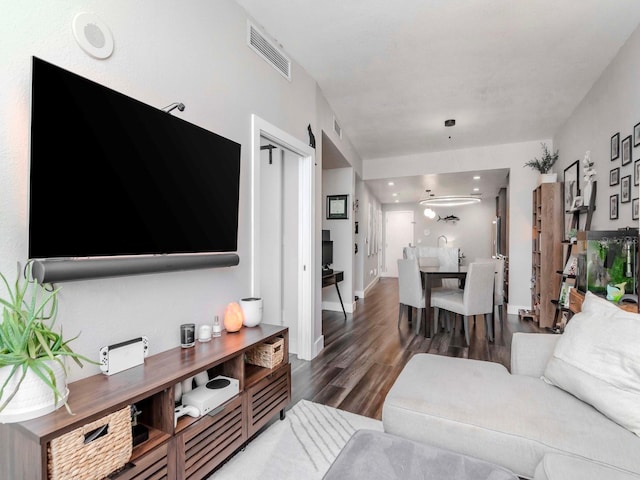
[524,143,560,183]
[0,262,94,423]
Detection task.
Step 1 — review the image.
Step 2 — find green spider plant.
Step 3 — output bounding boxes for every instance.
[0,263,95,415]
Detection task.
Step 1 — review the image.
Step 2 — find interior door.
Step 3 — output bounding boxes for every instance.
[384,210,414,277]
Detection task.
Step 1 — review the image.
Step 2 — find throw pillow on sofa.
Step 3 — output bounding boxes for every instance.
[542,291,640,436]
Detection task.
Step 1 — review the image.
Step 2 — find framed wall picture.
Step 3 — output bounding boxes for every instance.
[621,175,631,203]
[633,198,639,221]
[326,194,349,219]
[611,132,620,160]
[635,159,640,186]
[610,194,619,220]
[563,160,580,212]
[610,167,620,186]
[622,135,632,166]
[634,122,640,147]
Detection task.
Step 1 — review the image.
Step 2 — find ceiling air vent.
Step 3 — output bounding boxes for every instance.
[247,22,291,81]
[333,116,342,138]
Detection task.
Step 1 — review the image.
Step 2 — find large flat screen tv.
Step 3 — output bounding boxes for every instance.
[29,57,241,265]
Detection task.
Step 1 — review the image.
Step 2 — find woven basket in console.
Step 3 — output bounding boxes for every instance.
[47,405,132,480]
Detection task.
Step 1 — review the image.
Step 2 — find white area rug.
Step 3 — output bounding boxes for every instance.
[209,399,383,480]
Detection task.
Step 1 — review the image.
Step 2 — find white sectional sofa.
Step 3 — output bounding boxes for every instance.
[382,292,640,479]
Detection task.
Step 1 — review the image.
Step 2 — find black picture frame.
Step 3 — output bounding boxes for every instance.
[611,132,620,160]
[326,194,349,219]
[634,122,640,147]
[610,194,619,220]
[622,135,632,166]
[621,175,631,203]
[563,160,580,212]
[635,159,640,186]
[610,167,620,186]
[633,198,639,221]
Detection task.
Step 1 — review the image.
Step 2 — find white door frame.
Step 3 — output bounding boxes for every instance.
[250,114,316,360]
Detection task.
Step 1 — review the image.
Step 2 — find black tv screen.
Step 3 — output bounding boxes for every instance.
[322,240,333,267]
[28,57,241,259]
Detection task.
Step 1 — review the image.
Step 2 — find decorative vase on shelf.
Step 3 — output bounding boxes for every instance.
[539,172,558,184]
[583,180,593,208]
[240,297,263,327]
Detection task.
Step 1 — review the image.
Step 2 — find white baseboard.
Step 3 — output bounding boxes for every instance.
[312,335,324,358]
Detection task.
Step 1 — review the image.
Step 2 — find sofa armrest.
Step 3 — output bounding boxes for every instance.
[510,332,559,377]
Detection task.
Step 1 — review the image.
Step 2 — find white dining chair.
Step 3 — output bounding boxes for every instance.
[430,262,495,344]
[475,257,505,336]
[397,258,426,335]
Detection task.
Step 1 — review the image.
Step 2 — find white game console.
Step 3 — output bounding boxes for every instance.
[99,336,149,375]
[181,375,239,416]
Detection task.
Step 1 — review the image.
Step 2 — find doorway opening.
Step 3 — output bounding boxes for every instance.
[250,115,316,360]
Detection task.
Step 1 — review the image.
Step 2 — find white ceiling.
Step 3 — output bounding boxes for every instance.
[234,0,640,203]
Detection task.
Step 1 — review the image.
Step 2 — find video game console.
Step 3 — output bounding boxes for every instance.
[99,336,149,375]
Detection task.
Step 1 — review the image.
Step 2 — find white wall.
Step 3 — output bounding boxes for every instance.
[554,23,640,231]
[0,0,362,381]
[322,168,355,312]
[354,178,382,297]
[364,140,547,313]
[384,199,496,266]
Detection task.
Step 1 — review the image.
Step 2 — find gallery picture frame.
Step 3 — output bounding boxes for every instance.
[611,132,620,160]
[610,194,619,220]
[635,159,640,186]
[326,194,349,220]
[610,167,620,186]
[634,122,640,147]
[621,135,632,166]
[621,175,631,203]
[563,160,580,212]
[633,198,639,221]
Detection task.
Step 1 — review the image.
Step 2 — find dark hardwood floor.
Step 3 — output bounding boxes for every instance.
[290,277,544,420]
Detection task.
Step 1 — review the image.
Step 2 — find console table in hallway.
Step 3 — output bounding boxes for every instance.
[322,270,346,318]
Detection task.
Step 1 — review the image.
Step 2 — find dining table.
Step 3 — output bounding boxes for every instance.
[419,265,468,337]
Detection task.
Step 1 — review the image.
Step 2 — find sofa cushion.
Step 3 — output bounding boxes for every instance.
[534,454,640,480]
[542,291,640,436]
[323,429,519,480]
[383,354,640,479]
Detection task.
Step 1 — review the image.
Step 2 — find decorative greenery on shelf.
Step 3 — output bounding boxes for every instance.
[0,263,94,414]
[524,143,560,174]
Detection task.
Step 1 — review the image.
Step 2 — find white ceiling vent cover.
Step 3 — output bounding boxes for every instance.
[247,22,291,81]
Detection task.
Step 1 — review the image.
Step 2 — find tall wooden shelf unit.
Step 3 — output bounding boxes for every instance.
[0,324,290,480]
[531,182,563,329]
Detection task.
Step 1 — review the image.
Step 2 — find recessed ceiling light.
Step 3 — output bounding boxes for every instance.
[388,181,395,186]
[395,199,399,203]
[444,119,455,127]
[473,176,480,180]
[392,193,397,197]
[473,187,479,192]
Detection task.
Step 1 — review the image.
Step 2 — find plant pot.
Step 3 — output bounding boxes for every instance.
[240,297,263,327]
[0,358,68,423]
[539,173,558,184]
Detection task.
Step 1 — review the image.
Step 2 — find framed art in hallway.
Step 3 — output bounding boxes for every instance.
[635,122,640,147]
[327,194,349,219]
[610,194,619,220]
[622,135,632,166]
[635,159,640,186]
[610,167,620,186]
[611,132,620,160]
[633,198,639,221]
[621,175,631,203]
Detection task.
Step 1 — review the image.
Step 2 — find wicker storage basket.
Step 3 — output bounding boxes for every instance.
[245,336,284,369]
[48,405,132,480]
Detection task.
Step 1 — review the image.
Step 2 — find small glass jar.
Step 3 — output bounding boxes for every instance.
[180,323,195,348]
